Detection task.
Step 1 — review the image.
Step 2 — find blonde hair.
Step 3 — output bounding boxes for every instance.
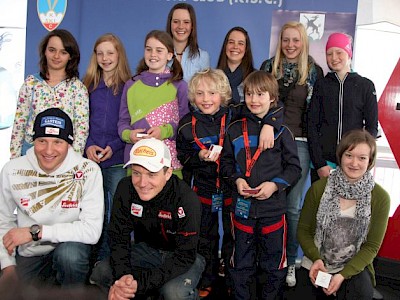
[272,21,309,85]
[188,68,232,107]
[243,71,279,108]
[83,33,131,95]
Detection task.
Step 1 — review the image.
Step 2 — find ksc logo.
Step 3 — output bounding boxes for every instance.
[37,0,68,31]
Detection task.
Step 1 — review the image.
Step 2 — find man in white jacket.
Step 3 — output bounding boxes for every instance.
[0,108,104,289]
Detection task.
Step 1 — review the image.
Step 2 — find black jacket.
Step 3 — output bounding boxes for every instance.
[307,72,378,169]
[177,104,284,198]
[109,175,201,295]
[220,110,301,218]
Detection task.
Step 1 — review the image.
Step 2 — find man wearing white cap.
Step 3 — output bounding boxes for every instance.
[107,138,204,300]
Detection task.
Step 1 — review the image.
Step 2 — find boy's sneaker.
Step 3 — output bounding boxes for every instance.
[286,265,296,287]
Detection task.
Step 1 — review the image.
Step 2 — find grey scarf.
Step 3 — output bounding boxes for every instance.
[315,167,374,268]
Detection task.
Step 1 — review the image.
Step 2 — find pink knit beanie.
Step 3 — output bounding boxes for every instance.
[326,32,353,58]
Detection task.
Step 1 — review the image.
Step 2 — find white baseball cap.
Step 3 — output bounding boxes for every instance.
[123,138,171,172]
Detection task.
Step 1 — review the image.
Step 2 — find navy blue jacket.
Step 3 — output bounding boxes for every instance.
[220,109,301,218]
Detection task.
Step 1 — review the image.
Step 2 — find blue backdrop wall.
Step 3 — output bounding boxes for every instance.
[26,0,358,78]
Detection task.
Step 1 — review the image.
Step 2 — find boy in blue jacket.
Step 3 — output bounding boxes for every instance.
[220,70,301,299]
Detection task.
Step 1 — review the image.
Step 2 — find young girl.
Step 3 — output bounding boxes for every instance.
[260,21,324,287]
[166,3,210,82]
[217,26,255,104]
[10,29,89,158]
[308,32,378,183]
[118,30,189,178]
[83,33,131,261]
[177,68,283,298]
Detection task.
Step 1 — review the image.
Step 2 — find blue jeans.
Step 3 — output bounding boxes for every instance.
[92,242,205,299]
[131,243,205,300]
[16,242,91,287]
[286,141,310,266]
[97,165,126,261]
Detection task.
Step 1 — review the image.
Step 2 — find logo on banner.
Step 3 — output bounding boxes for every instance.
[300,13,325,41]
[37,0,68,31]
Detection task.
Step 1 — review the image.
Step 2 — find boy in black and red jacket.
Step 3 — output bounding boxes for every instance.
[220,70,301,299]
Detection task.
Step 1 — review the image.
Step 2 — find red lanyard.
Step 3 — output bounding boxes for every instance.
[242,118,261,177]
[191,114,226,190]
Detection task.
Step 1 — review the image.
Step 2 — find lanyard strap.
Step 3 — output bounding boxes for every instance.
[242,118,261,177]
[191,115,226,189]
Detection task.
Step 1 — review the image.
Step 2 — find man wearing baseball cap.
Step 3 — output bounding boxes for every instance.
[106,138,204,299]
[0,108,104,290]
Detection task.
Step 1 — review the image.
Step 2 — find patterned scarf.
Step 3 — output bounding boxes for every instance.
[262,56,319,104]
[315,167,374,268]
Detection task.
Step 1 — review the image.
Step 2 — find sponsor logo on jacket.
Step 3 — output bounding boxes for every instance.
[61,200,78,208]
[131,203,143,217]
[158,210,172,220]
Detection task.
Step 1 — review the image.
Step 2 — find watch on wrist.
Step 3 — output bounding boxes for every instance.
[30,224,41,241]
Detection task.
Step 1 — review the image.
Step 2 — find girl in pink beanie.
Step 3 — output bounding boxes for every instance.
[307,32,378,184]
[325,32,353,80]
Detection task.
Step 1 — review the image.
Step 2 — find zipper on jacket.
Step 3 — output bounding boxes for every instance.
[334,72,348,145]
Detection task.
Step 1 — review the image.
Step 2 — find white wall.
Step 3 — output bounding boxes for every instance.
[0,0,27,170]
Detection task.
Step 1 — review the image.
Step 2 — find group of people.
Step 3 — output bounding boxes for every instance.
[0,3,390,300]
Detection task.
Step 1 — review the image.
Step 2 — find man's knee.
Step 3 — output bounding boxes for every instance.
[160,255,205,300]
[160,278,198,300]
[53,242,91,271]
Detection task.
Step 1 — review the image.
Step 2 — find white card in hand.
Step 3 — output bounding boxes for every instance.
[315,271,332,288]
[208,144,223,158]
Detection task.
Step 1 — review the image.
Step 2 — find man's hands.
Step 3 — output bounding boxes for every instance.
[3,227,32,255]
[108,275,138,300]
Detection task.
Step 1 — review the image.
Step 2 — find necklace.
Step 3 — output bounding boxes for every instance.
[176,52,183,56]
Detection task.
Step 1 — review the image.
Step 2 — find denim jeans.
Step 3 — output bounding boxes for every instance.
[92,242,205,299]
[286,141,310,266]
[132,243,205,300]
[16,242,91,287]
[96,165,126,261]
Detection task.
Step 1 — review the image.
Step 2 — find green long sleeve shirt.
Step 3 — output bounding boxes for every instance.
[297,177,390,285]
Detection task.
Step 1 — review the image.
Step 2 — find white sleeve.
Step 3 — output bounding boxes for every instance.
[41,163,104,245]
[0,164,18,269]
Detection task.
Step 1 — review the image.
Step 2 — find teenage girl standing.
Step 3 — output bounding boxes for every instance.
[83,33,131,261]
[118,30,189,178]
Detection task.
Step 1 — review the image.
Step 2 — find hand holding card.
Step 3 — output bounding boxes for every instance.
[315,271,332,289]
[208,144,223,158]
[243,188,261,194]
[136,133,149,138]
